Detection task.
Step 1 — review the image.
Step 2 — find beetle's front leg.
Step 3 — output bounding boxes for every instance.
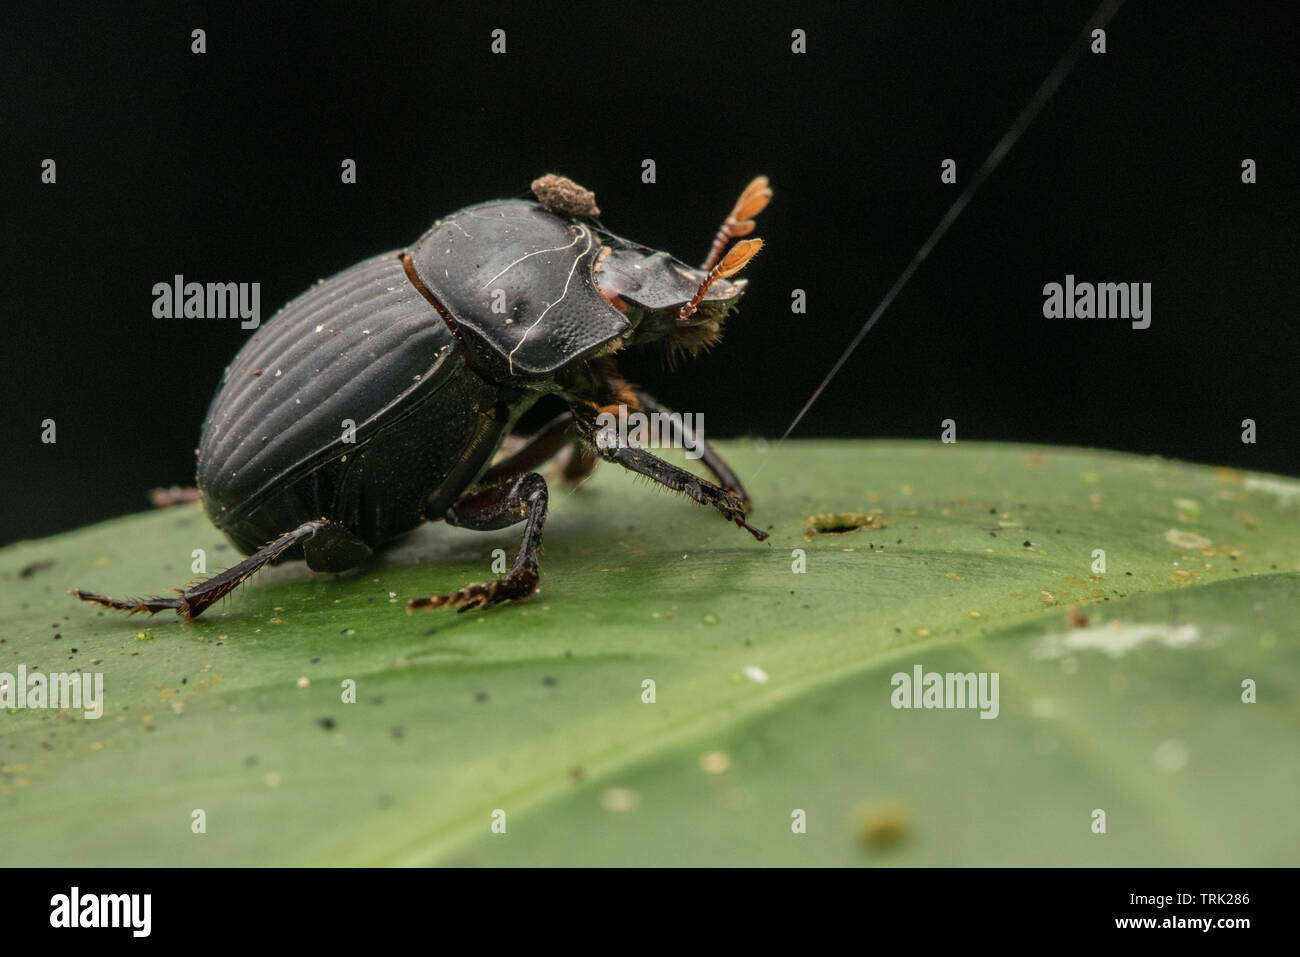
[408,472,549,613]
[630,389,751,506]
[579,413,767,541]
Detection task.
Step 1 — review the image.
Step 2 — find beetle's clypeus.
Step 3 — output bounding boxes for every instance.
[74,175,771,619]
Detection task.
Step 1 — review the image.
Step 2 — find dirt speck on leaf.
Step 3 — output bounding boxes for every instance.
[18,560,55,578]
[852,800,912,850]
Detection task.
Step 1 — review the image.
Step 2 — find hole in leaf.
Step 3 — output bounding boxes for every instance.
[804,512,886,538]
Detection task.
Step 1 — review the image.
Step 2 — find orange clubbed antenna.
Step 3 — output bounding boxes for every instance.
[678,238,763,321]
[701,176,772,271]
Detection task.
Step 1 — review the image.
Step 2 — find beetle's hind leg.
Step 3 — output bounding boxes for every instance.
[408,472,548,614]
[72,517,358,620]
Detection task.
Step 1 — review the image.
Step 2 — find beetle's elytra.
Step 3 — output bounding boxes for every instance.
[74,175,771,619]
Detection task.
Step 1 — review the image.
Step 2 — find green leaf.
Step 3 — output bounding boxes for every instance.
[1,441,1296,865]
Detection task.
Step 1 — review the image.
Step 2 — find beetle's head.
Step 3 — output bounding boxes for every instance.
[593,176,770,361]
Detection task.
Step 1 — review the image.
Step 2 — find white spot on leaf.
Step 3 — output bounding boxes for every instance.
[1033,622,1200,660]
[1164,528,1211,549]
[1244,476,1300,504]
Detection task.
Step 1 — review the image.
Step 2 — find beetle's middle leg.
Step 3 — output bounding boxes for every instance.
[408,472,549,613]
[482,412,596,486]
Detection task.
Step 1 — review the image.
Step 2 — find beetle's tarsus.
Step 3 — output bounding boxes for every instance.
[69,588,186,616]
[407,569,539,614]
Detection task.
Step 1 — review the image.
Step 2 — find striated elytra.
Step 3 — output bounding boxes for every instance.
[74,175,772,619]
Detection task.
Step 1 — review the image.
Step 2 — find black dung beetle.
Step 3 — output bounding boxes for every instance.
[74,175,771,618]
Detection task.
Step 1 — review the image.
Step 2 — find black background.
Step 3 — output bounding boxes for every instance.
[2,0,1295,545]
